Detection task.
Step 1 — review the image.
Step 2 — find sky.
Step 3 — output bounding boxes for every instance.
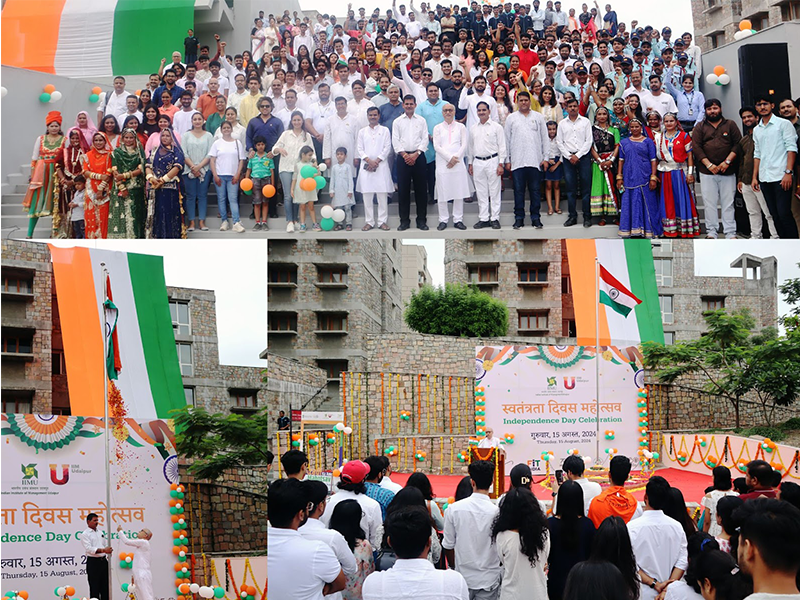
[298,0,695,39]
[46,240,267,367]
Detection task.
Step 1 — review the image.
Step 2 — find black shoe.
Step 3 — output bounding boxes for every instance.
[417,223,429,231]
[473,220,490,229]
[269,213,279,219]
[464,197,475,203]
[564,217,577,227]
[583,218,592,228]
[427,199,436,205]
[454,221,466,230]
[513,220,524,230]
[249,211,255,220]
[437,222,447,231]
[533,220,544,229]
[397,223,410,231]
[491,220,501,229]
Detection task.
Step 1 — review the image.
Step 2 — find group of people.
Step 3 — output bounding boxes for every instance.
[267,443,800,600]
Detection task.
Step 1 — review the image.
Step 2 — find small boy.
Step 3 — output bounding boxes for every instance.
[70,175,86,239]
[184,29,199,66]
[328,147,355,231]
[245,135,275,231]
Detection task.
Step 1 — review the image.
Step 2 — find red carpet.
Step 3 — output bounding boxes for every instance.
[390,467,711,503]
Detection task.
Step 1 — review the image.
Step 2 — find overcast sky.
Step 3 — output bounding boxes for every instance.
[404,239,799,320]
[298,0,695,41]
[46,240,266,367]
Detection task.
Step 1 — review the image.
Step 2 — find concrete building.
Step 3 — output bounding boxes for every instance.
[267,239,404,400]
[400,244,432,329]
[1,240,265,416]
[692,0,799,51]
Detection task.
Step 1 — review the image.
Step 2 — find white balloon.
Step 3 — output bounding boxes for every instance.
[733,30,746,41]
[50,90,63,102]
[1,86,7,98]
[125,556,132,563]
[128,586,135,593]
[742,29,754,37]
[179,551,186,557]
[705,73,719,85]
[178,518,185,524]
[332,208,346,222]
[320,205,334,219]
[57,588,66,596]
[343,426,353,435]
[335,421,345,431]
[99,91,107,101]
[583,456,592,464]
[202,587,216,598]
[190,584,200,594]
[718,73,731,85]
[317,162,327,172]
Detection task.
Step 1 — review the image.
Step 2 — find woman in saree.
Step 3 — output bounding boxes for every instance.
[655,112,700,237]
[54,128,85,238]
[81,131,113,239]
[251,18,268,65]
[73,110,97,151]
[145,114,182,158]
[589,106,620,226]
[616,118,662,238]
[24,110,64,238]
[145,129,185,239]
[109,128,147,239]
[122,115,148,148]
[100,115,121,151]
[610,97,629,138]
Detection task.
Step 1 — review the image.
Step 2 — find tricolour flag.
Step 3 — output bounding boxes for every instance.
[566,239,664,346]
[49,246,186,419]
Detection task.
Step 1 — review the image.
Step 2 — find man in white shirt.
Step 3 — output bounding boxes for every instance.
[622,70,652,101]
[177,64,205,96]
[627,476,688,600]
[458,76,499,131]
[227,74,248,113]
[477,427,502,449]
[641,75,678,118]
[300,481,358,600]
[424,43,445,82]
[321,460,384,551]
[552,454,603,515]
[274,89,305,129]
[347,81,376,131]
[323,97,358,170]
[378,456,404,494]
[556,97,594,227]
[80,513,113,600]
[364,506,469,600]
[357,107,394,231]
[268,478,346,600]
[469,102,507,231]
[116,95,143,129]
[99,76,133,124]
[442,460,502,599]
[172,92,200,137]
[297,74,320,112]
[392,95,430,231]
[293,22,316,54]
[331,64,356,102]
[406,12,422,39]
[306,83,335,161]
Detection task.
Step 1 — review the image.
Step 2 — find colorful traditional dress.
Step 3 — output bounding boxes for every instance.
[655,130,700,238]
[56,134,84,239]
[81,146,113,239]
[146,132,185,239]
[590,125,620,218]
[342,538,374,600]
[610,111,629,138]
[618,136,663,238]
[109,140,147,239]
[23,134,64,238]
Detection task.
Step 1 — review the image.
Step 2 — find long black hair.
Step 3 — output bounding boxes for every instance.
[563,560,631,600]
[406,472,435,501]
[692,550,752,600]
[590,517,639,600]
[712,466,733,491]
[715,495,744,556]
[491,487,549,566]
[455,476,473,501]
[665,487,697,540]
[555,480,585,551]
[685,532,719,592]
[329,499,365,552]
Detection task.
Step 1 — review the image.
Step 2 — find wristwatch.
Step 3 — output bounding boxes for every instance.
[649,580,658,589]
[725,159,731,164]
[785,169,793,175]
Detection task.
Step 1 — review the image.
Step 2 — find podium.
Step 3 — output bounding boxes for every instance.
[469,447,505,499]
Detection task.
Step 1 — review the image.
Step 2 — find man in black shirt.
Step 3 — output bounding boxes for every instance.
[277,410,290,430]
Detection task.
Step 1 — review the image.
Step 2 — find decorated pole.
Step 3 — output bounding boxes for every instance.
[101,264,113,589]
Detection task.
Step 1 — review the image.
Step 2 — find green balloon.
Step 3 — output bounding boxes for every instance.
[174,522,182,530]
[89,93,100,102]
[177,491,185,499]
[301,164,317,178]
[181,521,188,529]
[174,538,183,546]
[177,506,184,514]
[170,490,178,498]
[122,584,129,592]
[320,217,335,231]
[243,187,253,195]
[314,175,326,190]
[715,81,722,86]
[54,589,61,597]
[40,93,52,103]
[170,507,178,514]
[214,588,225,599]
[120,560,127,568]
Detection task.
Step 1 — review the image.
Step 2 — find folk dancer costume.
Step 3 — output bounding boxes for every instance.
[618,132,663,238]
[55,129,85,238]
[73,111,98,151]
[81,133,113,238]
[590,124,620,221]
[146,129,185,239]
[655,128,700,237]
[23,111,64,238]
[109,129,147,239]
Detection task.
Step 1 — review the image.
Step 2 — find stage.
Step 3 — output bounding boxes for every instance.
[390,467,711,503]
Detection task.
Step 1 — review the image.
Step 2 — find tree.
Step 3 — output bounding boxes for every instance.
[779,263,800,336]
[642,309,800,427]
[404,283,509,338]
[173,405,272,486]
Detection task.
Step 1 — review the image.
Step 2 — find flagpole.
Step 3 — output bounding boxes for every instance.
[595,257,601,465]
[101,264,113,593]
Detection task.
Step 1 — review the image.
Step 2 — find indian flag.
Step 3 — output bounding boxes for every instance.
[1,0,194,77]
[566,240,664,346]
[49,246,186,419]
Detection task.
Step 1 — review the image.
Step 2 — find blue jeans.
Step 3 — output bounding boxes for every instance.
[184,171,211,222]
[215,175,240,224]
[512,167,543,223]
[279,171,295,222]
[563,154,592,220]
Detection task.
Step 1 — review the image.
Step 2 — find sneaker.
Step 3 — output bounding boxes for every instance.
[454,222,466,230]
[253,222,262,231]
[490,220,501,230]
[312,223,322,231]
[262,223,269,231]
[532,220,544,229]
[232,222,245,233]
[220,220,230,231]
[513,220,524,230]
[299,224,307,232]
[286,222,295,233]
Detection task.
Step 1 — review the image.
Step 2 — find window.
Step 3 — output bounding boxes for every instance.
[563,319,577,337]
[269,264,298,284]
[269,313,298,331]
[518,311,549,331]
[231,390,258,408]
[2,273,33,294]
[184,387,196,406]
[2,334,33,354]
[654,259,673,287]
[781,1,800,21]
[518,265,548,283]
[176,343,193,377]
[709,32,725,49]
[317,313,348,331]
[169,300,191,335]
[318,267,348,283]
[2,396,32,414]
[702,296,726,311]
[652,240,672,253]
[663,332,675,345]
[659,295,674,324]
[468,265,498,283]
[317,359,349,380]
[52,351,64,375]
[418,271,426,285]
[750,12,769,29]
[561,275,572,294]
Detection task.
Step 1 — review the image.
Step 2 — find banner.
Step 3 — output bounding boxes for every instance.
[476,345,644,474]
[1,414,178,600]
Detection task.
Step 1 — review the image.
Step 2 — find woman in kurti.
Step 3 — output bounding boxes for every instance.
[433,107,471,229]
[206,95,227,136]
[100,115,121,151]
[539,86,562,124]
[589,107,620,226]
[73,110,97,151]
[122,115,148,148]
[24,111,65,238]
[109,129,147,239]
[145,129,185,239]
[272,112,313,231]
[213,108,246,143]
[655,113,700,237]
[182,112,214,232]
[616,118,662,238]
[81,132,113,239]
[55,128,85,238]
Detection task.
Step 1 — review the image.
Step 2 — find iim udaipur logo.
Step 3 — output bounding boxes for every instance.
[21,463,38,482]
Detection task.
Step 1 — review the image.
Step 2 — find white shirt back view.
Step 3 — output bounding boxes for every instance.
[268,528,342,600]
[299,518,358,600]
[363,558,469,600]
[628,510,689,600]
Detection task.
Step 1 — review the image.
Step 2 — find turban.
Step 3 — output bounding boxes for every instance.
[46,111,63,125]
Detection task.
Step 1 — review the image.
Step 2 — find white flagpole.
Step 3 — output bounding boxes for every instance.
[101,264,113,593]
[595,257,601,465]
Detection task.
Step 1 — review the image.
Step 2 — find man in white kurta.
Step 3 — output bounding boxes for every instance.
[117,525,154,600]
[357,108,394,230]
[457,76,499,132]
[323,98,358,169]
[433,104,470,230]
[347,81,376,131]
[469,103,507,229]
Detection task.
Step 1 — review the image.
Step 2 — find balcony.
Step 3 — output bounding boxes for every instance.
[268,263,298,288]
[468,265,499,287]
[315,265,349,289]
[517,265,549,287]
[268,312,298,335]
[314,312,349,335]
[2,271,35,302]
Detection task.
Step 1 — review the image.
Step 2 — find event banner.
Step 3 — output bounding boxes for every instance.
[476,345,644,474]
[1,414,179,600]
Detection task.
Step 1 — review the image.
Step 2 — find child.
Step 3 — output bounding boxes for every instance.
[184,29,199,66]
[328,147,355,231]
[291,146,320,232]
[544,121,563,216]
[70,175,86,239]
[245,135,275,231]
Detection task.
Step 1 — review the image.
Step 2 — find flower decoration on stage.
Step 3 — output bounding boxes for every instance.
[541,451,554,462]
[384,445,398,457]
[706,66,731,86]
[733,20,757,41]
[503,433,515,445]
[326,432,336,444]
[308,433,320,446]
[5,591,29,600]
[400,410,412,421]
[604,447,618,456]
[677,451,689,463]
[119,552,134,569]
[291,433,302,448]
[414,451,427,462]
[239,585,257,600]
[458,450,469,462]
[761,438,776,453]
[54,587,76,598]
[604,430,615,440]
[706,455,718,468]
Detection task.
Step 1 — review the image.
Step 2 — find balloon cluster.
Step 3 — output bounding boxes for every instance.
[195,585,224,599]
[4,591,29,600]
[540,451,554,462]
[319,205,346,231]
[89,86,106,104]
[677,451,689,462]
[308,433,320,446]
[400,410,412,421]
[641,449,659,461]
[39,84,64,104]
[706,66,731,87]
[443,496,456,511]
[458,450,469,462]
[383,445,398,457]
[325,432,336,444]
[698,436,708,448]
[770,461,784,472]
[733,20,757,41]
[566,448,580,456]
[121,583,137,595]
[502,433,515,445]
[332,422,352,435]
[604,430,615,440]
[291,433,302,448]
[53,587,76,598]
[238,585,257,600]
[706,455,718,468]
[761,438,777,453]
[119,552,134,569]
[582,456,592,465]
[604,447,618,456]
[240,178,254,196]
[414,451,427,462]
[637,388,650,459]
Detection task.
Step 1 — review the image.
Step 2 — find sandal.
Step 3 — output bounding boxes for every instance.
[556,208,563,214]
[548,208,554,216]
[379,223,390,231]
[362,224,373,231]
[598,219,606,226]
[346,224,352,231]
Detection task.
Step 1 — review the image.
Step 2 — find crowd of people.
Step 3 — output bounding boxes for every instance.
[267,446,800,600]
[22,3,799,238]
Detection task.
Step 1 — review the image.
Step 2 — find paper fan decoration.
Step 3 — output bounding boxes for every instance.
[3,414,86,450]
[535,346,587,369]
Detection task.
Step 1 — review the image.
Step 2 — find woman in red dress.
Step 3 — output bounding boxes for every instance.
[81,132,113,238]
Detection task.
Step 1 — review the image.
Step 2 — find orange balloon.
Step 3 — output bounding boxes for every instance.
[178,596,187,600]
[173,530,182,538]
[65,587,75,597]
[300,177,316,191]
[18,593,28,600]
[739,19,752,30]
[175,578,185,587]
[44,84,56,94]
[172,514,180,523]
[119,551,128,560]
[447,496,456,504]
[174,563,184,572]
[262,184,276,198]
[180,584,191,594]
[240,177,253,191]
[171,483,179,490]
[172,546,181,555]
[92,86,102,95]
[713,65,725,76]
[246,586,256,596]
[332,469,341,477]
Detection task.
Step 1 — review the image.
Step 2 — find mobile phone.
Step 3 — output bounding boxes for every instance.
[555,469,564,484]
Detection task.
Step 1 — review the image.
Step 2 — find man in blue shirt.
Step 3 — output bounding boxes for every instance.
[245,96,284,155]
[363,456,396,519]
[153,70,184,108]
[416,83,445,205]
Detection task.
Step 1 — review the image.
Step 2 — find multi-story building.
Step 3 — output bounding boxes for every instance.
[400,244,432,329]
[267,239,404,398]
[692,0,797,50]
[1,240,265,416]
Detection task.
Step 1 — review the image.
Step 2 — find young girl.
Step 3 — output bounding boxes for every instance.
[291,145,320,232]
[245,135,275,231]
[329,147,354,231]
[544,121,563,215]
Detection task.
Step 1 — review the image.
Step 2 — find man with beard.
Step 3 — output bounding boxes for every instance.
[736,106,779,239]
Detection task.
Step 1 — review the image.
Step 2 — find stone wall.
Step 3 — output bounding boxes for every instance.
[265,352,329,424]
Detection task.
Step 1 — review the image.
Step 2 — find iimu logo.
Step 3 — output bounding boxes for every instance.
[563,377,576,390]
[49,464,70,485]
